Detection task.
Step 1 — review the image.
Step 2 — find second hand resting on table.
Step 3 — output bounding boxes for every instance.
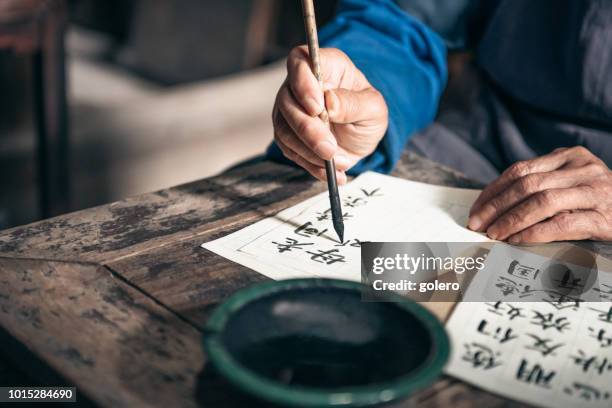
[272,46,612,244]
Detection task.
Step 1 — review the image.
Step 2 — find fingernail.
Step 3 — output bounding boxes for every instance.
[314,140,336,159]
[509,235,521,244]
[487,225,499,240]
[306,97,323,115]
[334,154,350,169]
[325,90,339,117]
[468,215,482,231]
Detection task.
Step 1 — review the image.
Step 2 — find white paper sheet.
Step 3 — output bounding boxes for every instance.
[446,244,612,408]
[202,171,487,281]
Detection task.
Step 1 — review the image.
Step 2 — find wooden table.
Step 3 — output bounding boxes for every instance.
[0,152,593,407]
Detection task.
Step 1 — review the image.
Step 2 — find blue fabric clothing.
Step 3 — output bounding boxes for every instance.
[266,0,447,175]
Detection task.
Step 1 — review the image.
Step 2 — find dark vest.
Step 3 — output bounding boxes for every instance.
[476,0,612,165]
[479,0,612,125]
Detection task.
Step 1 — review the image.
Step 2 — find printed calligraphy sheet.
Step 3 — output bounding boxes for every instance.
[446,244,612,408]
[202,171,487,281]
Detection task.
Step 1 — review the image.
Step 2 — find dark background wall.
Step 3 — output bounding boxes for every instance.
[69,0,338,84]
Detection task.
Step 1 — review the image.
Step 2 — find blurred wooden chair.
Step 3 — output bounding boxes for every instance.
[0,0,69,218]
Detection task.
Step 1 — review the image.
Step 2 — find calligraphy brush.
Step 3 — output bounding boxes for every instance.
[300,0,345,243]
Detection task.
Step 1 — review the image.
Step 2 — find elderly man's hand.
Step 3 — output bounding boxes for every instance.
[272,46,388,184]
[468,146,612,243]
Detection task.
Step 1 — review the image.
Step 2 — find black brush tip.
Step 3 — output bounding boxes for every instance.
[333,219,344,243]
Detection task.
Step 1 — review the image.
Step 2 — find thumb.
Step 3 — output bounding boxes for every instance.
[325,87,385,124]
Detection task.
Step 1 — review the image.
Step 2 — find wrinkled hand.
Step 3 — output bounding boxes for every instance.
[468,146,612,243]
[272,46,388,184]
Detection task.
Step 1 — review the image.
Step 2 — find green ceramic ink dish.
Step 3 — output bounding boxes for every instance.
[203,279,449,407]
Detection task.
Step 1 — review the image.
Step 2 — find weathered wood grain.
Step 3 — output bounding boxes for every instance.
[0,162,322,264]
[107,235,267,328]
[0,257,204,408]
[413,378,529,407]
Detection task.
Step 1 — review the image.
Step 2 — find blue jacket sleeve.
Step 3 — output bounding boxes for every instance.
[266,0,447,175]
